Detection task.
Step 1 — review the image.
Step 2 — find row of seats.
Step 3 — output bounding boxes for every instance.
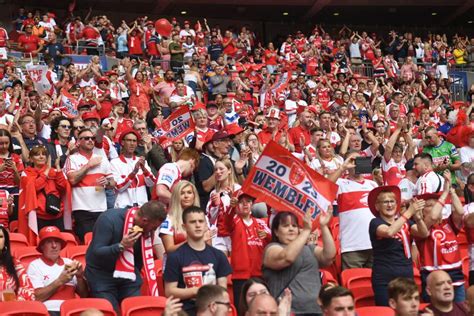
[0,298,396,316]
[8,231,92,248]
[0,296,236,316]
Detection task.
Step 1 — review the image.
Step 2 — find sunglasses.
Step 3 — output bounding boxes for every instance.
[99,81,108,84]
[80,136,95,141]
[59,125,72,129]
[74,126,85,130]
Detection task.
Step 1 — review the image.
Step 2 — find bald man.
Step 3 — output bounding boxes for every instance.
[467,286,474,316]
[425,271,469,315]
[245,294,278,316]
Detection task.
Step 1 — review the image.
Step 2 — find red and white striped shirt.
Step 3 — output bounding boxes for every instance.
[110,155,156,208]
[336,178,377,253]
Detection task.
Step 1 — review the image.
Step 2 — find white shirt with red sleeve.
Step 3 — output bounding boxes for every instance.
[0,27,9,47]
[336,178,377,253]
[415,170,444,195]
[27,257,77,312]
[155,162,182,191]
[63,149,112,212]
[381,157,406,186]
[111,155,156,208]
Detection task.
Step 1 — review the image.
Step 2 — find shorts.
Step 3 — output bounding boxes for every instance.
[212,236,232,253]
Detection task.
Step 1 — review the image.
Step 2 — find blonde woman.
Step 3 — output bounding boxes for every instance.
[206,158,241,256]
[154,181,200,260]
[309,139,344,177]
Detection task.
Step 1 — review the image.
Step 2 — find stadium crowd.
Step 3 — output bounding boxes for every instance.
[0,5,473,316]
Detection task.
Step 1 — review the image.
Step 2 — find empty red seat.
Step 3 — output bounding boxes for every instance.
[121,296,167,315]
[61,232,79,248]
[84,232,93,246]
[341,268,372,289]
[9,232,29,248]
[12,246,41,269]
[60,298,116,316]
[352,286,375,308]
[0,300,49,315]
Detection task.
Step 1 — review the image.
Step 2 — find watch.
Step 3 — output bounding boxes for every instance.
[118,243,125,252]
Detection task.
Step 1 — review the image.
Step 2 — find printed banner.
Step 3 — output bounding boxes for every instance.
[59,91,79,118]
[154,106,195,148]
[242,141,338,219]
[26,64,52,96]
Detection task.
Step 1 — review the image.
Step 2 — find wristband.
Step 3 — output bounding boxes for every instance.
[400,213,409,222]
[437,200,446,208]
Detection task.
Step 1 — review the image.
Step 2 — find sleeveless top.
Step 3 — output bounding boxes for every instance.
[263,243,322,314]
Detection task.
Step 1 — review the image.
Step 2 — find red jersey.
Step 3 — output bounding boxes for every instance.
[196,46,208,57]
[208,116,224,131]
[288,125,311,153]
[317,88,330,110]
[81,26,100,44]
[128,34,143,55]
[0,154,24,188]
[415,215,464,286]
[218,208,271,279]
[109,117,134,143]
[0,190,9,227]
[0,28,8,47]
[96,88,113,119]
[17,34,40,53]
[223,37,236,56]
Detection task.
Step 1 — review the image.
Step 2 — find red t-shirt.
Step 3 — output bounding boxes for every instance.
[0,154,24,188]
[0,28,8,47]
[223,37,236,56]
[17,34,40,53]
[129,35,143,55]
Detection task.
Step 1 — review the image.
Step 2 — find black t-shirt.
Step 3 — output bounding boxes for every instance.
[369,217,414,272]
[193,154,215,209]
[163,243,232,313]
[208,44,223,61]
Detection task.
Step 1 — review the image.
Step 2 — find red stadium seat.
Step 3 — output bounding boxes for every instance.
[61,232,79,248]
[357,306,395,316]
[12,246,41,269]
[9,220,18,232]
[341,268,372,289]
[351,286,375,308]
[84,232,93,246]
[321,269,338,285]
[66,245,88,268]
[0,301,49,315]
[9,232,29,248]
[121,296,167,315]
[60,298,116,316]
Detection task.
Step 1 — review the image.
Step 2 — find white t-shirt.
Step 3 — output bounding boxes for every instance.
[27,257,77,312]
[156,162,182,190]
[415,171,444,195]
[399,178,416,202]
[63,149,112,212]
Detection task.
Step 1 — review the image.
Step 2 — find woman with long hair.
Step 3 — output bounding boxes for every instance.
[20,145,69,233]
[245,132,263,165]
[207,158,240,256]
[0,225,35,301]
[0,129,23,194]
[155,181,200,259]
[47,116,74,169]
[124,58,153,119]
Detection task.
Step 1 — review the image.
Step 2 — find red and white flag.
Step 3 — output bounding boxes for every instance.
[59,91,79,118]
[154,107,195,148]
[242,141,338,220]
[26,64,53,96]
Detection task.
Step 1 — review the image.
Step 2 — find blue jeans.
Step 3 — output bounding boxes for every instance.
[86,268,142,312]
[106,189,116,210]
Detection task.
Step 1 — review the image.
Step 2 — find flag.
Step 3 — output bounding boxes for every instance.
[242,141,338,220]
[26,64,52,96]
[154,106,195,148]
[59,91,79,118]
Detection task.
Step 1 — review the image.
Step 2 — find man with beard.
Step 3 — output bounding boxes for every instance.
[289,108,316,153]
[154,70,176,118]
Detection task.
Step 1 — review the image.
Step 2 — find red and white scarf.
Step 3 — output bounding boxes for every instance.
[113,207,159,296]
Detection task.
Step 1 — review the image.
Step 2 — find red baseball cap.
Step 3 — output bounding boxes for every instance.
[97,76,109,84]
[82,111,100,121]
[226,124,244,136]
[36,226,66,252]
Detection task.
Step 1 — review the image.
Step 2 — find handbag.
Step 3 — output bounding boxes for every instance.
[45,194,61,215]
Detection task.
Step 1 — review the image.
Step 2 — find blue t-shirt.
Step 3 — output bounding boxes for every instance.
[164,243,232,313]
[369,217,414,273]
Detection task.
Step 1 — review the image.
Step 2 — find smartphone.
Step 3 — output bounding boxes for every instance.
[355,157,372,175]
